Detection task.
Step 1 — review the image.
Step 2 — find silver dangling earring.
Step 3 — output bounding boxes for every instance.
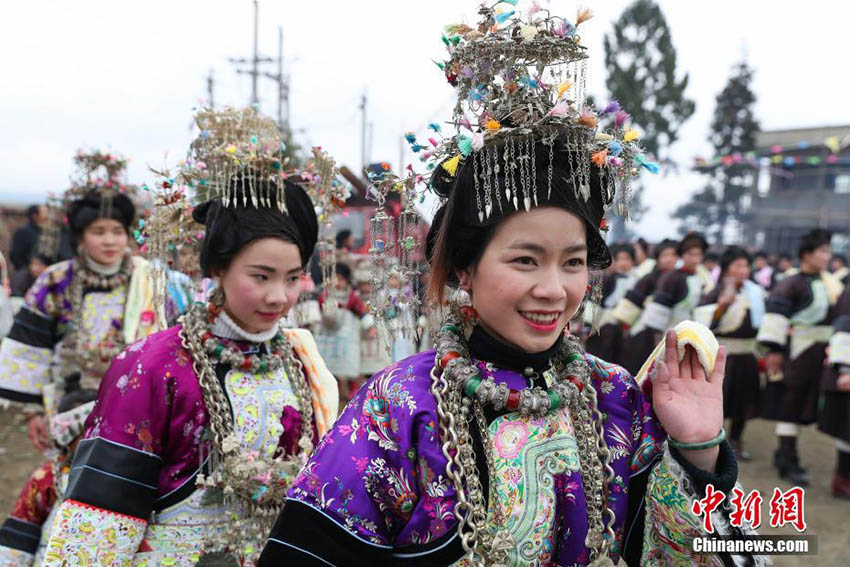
[449,287,479,328]
[209,285,226,311]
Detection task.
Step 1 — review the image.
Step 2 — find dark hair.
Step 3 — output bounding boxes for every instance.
[831,253,847,265]
[610,242,636,262]
[720,245,750,273]
[67,192,135,248]
[27,204,41,221]
[29,253,53,267]
[797,228,831,260]
[654,238,678,259]
[779,253,793,262]
[705,252,720,263]
[426,138,613,304]
[677,232,708,256]
[192,179,318,277]
[753,250,768,260]
[334,262,352,284]
[335,230,352,249]
[58,387,98,413]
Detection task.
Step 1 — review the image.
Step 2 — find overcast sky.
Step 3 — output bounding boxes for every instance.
[2,0,847,240]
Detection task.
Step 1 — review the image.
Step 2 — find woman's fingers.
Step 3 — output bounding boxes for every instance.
[679,344,693,381]
[710,346,727,384]
[689,347,706,381]
[664,329,677,370]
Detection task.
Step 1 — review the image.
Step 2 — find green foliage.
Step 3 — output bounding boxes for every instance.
[603,0,695,160]
[673,61,759,242]
[602,0,695,239]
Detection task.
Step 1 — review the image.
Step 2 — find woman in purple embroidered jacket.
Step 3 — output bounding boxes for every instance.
[0,151,167,452]
[42,109,339,566]
[260,7,761,567]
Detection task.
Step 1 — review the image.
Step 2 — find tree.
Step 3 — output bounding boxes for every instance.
[673,61,759,242]
[602,0,696,240]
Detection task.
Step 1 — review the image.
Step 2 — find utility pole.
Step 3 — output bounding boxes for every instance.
[359,92,367,171]
[229,0,274,109]
[261,26,290,135]
[206,69,215,108]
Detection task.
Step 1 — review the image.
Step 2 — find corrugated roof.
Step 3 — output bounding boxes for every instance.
[757,125,850,150]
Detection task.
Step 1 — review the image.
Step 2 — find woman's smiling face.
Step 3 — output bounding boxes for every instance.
[458,207,588,353]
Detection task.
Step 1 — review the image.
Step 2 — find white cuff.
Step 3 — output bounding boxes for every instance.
[640,301,671,332]
[756,312,790,349]
[611,298,642,327]
[693,304,717,328]
[360,313,375,330]
[829,331,850,366]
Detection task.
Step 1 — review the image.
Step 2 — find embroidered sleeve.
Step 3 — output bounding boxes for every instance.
[0,263,71,407]
[260,357,461,566]
[640,445,767,567]
[41,332,185,564]
[42,500,147,567]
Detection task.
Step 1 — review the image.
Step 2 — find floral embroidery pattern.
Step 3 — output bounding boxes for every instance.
[339,365,418,451]
[225,369,292,458]
[484,410,582,567]
[363,458,418,528]
[43,499,146,567]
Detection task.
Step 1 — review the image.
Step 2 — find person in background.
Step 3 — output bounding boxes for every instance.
[695,246,764,461]
[830,252,848,283]
[758,229,840,485]
[10,254,51,297]
[633,237,655,278]
[818,275,850,498]
[353,261,391,382]
[774,253,794,284]
[334,229,355,270]
[612,238,679,375]
[316,262,374,400]
[704,251,721,284]
[638,232,709,343]
[10,205,48,272]
[751,250,774,290]
[0,174,166,453]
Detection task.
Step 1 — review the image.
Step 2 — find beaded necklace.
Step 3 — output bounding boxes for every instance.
[179,301,314,560]
[431,312,617,566]
[63,255,133,381]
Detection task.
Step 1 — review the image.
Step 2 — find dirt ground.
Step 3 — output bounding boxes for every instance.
[0,409,846,565]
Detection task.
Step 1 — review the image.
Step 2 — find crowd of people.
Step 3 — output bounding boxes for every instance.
[578,230,850,500]
[1,4,846,567]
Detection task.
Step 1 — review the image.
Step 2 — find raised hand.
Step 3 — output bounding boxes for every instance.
[650,329,727,470]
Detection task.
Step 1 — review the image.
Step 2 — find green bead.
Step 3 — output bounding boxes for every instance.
[464,375,483,398]
[213,344,225,357]
[258,360,268,373]
[547,389,561,410]
[566,353,584,365]
[442,324,461,336]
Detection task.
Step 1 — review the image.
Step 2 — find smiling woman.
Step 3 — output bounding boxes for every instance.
[38,107,339,567]
[259,5,763,565]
